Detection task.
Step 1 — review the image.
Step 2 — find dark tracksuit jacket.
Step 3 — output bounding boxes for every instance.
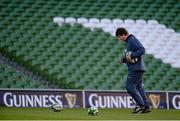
[125,34,146,73]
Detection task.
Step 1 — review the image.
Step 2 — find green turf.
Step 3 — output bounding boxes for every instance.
[0,107,180,120]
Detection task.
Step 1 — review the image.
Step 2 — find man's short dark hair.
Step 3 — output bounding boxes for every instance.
[115,27,129,36]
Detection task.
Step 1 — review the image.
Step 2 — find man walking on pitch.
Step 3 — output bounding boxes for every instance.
[116,28,151,113]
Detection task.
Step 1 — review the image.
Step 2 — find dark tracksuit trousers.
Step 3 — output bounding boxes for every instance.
[125,71,149,107]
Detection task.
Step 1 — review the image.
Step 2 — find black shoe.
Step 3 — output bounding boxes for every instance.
[132,106,144,113]
[141,107,151,113]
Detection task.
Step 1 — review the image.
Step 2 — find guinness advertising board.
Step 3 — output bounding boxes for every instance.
[0,89,179,109]
[85,91,167,109]
[0,89,83,108]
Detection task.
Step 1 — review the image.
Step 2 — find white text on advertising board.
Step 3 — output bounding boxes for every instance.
[3,92,63,107]
[172,95,180,109]
[88,93,134,108]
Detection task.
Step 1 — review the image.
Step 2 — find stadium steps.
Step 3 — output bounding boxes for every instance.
[0,53,57,89]
[0,59,47,89]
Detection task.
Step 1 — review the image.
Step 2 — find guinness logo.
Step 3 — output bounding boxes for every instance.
[65,93,76,108]
[149,94,160,109]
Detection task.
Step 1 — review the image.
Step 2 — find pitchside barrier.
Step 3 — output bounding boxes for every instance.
[0,89,179,109]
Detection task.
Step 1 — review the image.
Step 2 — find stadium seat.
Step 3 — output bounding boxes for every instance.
[77,17,88,24]
[53,17,64,26]
[65,17,76,26]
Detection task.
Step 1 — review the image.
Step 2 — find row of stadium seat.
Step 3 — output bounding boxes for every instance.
[0,0,179,31]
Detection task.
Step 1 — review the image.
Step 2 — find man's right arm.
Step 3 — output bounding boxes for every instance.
[120,56,126,64]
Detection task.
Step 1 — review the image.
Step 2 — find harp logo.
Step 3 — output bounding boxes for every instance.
[149,94,160,109]
[65,93,76,108]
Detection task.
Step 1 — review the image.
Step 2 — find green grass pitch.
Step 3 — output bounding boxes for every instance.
[0,107,180,120]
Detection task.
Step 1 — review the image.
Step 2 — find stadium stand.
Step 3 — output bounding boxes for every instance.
[0,0,179,90]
